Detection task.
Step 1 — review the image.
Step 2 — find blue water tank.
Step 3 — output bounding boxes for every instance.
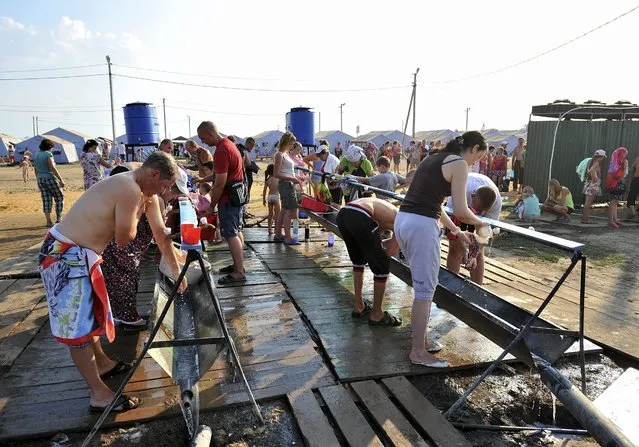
[123,102,160,145]
[286,107,315,146]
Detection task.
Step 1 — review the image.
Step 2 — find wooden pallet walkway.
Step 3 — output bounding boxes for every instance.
[287,377,470,447]
[0,245,334,442]
[252,235,601,381]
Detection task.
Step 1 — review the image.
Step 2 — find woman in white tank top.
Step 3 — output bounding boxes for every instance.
[273,132,302,244]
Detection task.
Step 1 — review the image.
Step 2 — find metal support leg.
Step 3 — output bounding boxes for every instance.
[444,258,579,419]
[195,251,264,424]
[82,255,193,447]
[579,255,587,395]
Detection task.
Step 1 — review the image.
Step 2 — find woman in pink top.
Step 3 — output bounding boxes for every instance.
[490,147,507,190]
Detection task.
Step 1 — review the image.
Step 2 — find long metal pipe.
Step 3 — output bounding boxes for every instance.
[451,423,588,435]
[536,359,634,447]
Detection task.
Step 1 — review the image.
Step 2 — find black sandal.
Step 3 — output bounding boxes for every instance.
[90,394,141,413]
[219,264,235,274]
[218,274,247,285]
[100,361,133,380]
[351,301,372,318]
[368,311,402,327]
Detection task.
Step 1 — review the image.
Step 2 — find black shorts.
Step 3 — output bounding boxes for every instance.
[336,206,390,281]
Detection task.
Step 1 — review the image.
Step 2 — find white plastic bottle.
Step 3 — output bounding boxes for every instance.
[292,218,300,242]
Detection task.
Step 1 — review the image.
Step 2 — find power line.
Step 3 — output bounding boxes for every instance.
[422,4,639,84]
[0,73,106,81]
[0,103,114,109]
[0,63,105,73]
[0,108,112,113]
[114,73,409,93]
[112,63,309,82]
[165,104,280,117]
[37,118,113,127]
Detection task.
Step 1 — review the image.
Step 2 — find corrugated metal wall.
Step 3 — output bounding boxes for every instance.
[525,120,639,205]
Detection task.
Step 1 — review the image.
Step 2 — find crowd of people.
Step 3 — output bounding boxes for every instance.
[31,119,639,415]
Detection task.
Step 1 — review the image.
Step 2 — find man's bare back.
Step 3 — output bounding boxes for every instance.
[349,197,398,231]
[56,172,145,254]
[632,157,639,177]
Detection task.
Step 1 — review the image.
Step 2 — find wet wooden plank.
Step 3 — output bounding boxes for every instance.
[0,298,49,370]
[0,278,16,296]
[0,278,42,315]
[0,243,41,278]
[287,389,341,447]
[382,376,470,447]
[318,385,383,447]
[351,380,431,447]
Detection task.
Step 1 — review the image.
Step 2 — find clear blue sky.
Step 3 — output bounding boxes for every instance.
[1,0,638,140]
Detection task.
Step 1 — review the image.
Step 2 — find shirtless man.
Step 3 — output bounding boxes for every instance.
[335,197,402,326]
[628,156,639,220]
[184,139,213,178]
[511,137,525,192]
[38,151,186,414]
[445,173,500,285]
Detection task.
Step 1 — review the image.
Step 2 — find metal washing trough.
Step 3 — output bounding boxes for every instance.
[296,165,633,446]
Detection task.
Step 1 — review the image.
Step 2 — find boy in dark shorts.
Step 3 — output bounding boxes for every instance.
[336,197,402,326]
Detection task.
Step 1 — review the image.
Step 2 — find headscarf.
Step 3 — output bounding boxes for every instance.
[345,144,365,163]
[605,147,628,189]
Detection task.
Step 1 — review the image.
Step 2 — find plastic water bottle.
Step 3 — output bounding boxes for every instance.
[292,218,300,242]
[304,222,310,242]
[328,232,335,247]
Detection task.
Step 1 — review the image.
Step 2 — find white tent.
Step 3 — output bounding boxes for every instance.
[45,127,93,157]
[0,133,22,157]
[414,129,460,144]
[315,130,354,154]
[351,131,391,149]
[15,135,79,164]
[252,130,284,157]
[384,130,413,147]
[483,128,527,152]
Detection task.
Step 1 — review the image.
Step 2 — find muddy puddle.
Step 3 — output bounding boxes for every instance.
[8,353,629,447]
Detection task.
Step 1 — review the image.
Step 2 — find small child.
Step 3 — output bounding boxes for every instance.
[516,186,541,222]
[262,164,280,235]
[18,156,32,182]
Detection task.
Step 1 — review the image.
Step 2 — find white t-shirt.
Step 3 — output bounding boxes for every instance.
[117,143,126,155]
[446,173,502,220]
[321,153,340,174]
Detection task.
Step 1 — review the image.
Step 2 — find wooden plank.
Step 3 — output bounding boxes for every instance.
[351,380,431,447]
[594,368,639,445]
[0,299,49,370]
[382,377,470,447]
[287,389,340,447]
[0,243,42,278]
[318,385,383,447]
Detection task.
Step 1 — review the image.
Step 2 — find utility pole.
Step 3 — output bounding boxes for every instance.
[162,98,167,139]
[412,68,419,138]
[318,112,321,132]
[35,115,39,134]
[105,55,117,148]
[339,103,345,132]
[465,107,471,131]
[32,116,35,136]
[187,115,191,137]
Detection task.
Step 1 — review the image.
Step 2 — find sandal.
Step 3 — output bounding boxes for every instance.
[284,240,300,246]
[273,235,285,242]
[100,361,133,380]
[218,274,247,285]
[90,394,141,413]
[219,264,235,274]
[368,311,402,327]
[410,358,449,368]
[351,300,372,318]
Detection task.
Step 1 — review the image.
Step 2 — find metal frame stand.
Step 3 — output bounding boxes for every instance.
[444,251,587,418]
[82,249,262,447]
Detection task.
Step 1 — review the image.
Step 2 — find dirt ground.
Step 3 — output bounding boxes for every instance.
[2,160,636,446]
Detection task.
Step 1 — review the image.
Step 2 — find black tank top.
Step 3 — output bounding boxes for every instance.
[400,152,463,219]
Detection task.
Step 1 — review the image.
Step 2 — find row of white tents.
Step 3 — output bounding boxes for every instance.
[1,126,528,164]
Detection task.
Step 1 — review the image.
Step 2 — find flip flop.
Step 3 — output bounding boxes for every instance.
[426,341,444,353]
[410,358,449,368]
[90,394,141,413]
[284,240,300,246]
[218,274,247,285]
[100,361,133,380]
[219,264,235,274]
[368,311,402,327]
[351,300,372,318]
